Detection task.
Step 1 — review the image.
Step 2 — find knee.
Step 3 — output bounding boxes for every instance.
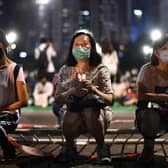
[63,112,82,130]
[83,109,103,131]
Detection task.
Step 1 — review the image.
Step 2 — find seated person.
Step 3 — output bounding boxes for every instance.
[52,73,62,128]
[0,29,28,160]
[33,75,54,107]
[24,71,36,105]
[55,29,113,163]
[136,34,168,164]
[112,74,137,106]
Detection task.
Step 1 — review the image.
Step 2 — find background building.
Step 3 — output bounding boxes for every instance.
[0,0,163,71]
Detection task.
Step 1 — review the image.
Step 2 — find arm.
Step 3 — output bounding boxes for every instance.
[55,86,76,105]
[91,86,113,103]
[34,48,40,60]
[55,65,88,105]
[137,82,168,102]
[46,82,54,97]
[55,82,88,105]
[82,80,113,104]
[83,66,113,104]
[0,81,28,111]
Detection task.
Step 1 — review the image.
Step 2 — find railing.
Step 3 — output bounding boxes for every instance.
[8,122,168,158]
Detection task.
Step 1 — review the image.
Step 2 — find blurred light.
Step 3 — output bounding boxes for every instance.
[35,0,50,5]
[150,29,162,41]
[119,44,125,51]
[62,8,69,17]
[10,43,17,50]
[142,45,153,55]
[19,51,28,58]
[96,43,102,55]
[6,32,17,44]
[0,0,3,6]
[81,10,90,16]
[133,9,143,18]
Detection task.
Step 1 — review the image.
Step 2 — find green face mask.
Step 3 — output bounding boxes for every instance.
[72,47,91,61]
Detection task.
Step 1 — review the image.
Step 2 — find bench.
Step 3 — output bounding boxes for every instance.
[8,124,168,158]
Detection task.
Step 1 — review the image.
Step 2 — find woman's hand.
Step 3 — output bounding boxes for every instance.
[71,86,88,97]
[81,80,98,92]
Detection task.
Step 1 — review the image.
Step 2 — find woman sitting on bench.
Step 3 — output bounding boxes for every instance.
[136,34,168,165]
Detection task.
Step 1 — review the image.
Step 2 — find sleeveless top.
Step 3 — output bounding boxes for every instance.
[0,63,25,114]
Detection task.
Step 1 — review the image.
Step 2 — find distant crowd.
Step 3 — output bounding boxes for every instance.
[25,67,138,108]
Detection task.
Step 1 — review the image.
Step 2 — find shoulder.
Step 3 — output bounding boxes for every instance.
[59,64,74,73]
[8,62,19,76]
[137,63,152,83]
[58,65,68,73]
[92,64,111,78]
[46,81,53,87]
[96,64,109,72]
[139,63,152,74]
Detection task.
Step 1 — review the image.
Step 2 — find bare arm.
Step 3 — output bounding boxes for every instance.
[138,82,168,102]
[0,81,28,111]
[82,80,113,104]
[92,86,113,104]
[55,86,75,105]
[55,83,88,105]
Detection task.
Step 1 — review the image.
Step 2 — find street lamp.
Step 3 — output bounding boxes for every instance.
[6,31,18,51]
[142,45,153,55]
[133,9,143,19]
[35,0,50,5]
[150,29,162,42]
[6,31,17,44]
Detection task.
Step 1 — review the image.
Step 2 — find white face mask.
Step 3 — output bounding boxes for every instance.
[159,50,168,64]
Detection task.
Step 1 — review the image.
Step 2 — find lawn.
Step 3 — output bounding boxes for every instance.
[21,101,136,113]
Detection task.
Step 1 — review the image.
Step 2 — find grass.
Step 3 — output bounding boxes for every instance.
[21,102,136,113]
[112,102,136,112]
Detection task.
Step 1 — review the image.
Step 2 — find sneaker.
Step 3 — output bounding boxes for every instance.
[97,144,111,164]
[58,142,77,162]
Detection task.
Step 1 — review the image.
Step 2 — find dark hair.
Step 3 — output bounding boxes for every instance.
[0,29,9,48]
[65,29,101,66]
[151,34,168,66]
[100,38,114,54]
[151,55,159,65]
[40,37,48,44]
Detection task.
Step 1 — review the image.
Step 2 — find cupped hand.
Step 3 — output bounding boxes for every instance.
[81,80,97,92]
[71,86,89,97]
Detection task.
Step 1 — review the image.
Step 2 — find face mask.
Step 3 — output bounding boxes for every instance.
[0,48,3,58]
[72,47,90,61]
[159,50,168,64]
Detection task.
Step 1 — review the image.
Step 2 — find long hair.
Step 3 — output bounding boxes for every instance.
[151,34,168,66]
[65,29,101,67]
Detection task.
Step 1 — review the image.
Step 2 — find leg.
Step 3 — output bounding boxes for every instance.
[52,102,62,127]
[82,108,104,147]
[59,111,84,161]
[82,108,111,162]
[63,111,83,144]
[0,124,17,159]
[0,113,18,159]
[137,109,160,163]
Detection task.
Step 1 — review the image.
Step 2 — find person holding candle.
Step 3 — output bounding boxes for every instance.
[55,29,113,163]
